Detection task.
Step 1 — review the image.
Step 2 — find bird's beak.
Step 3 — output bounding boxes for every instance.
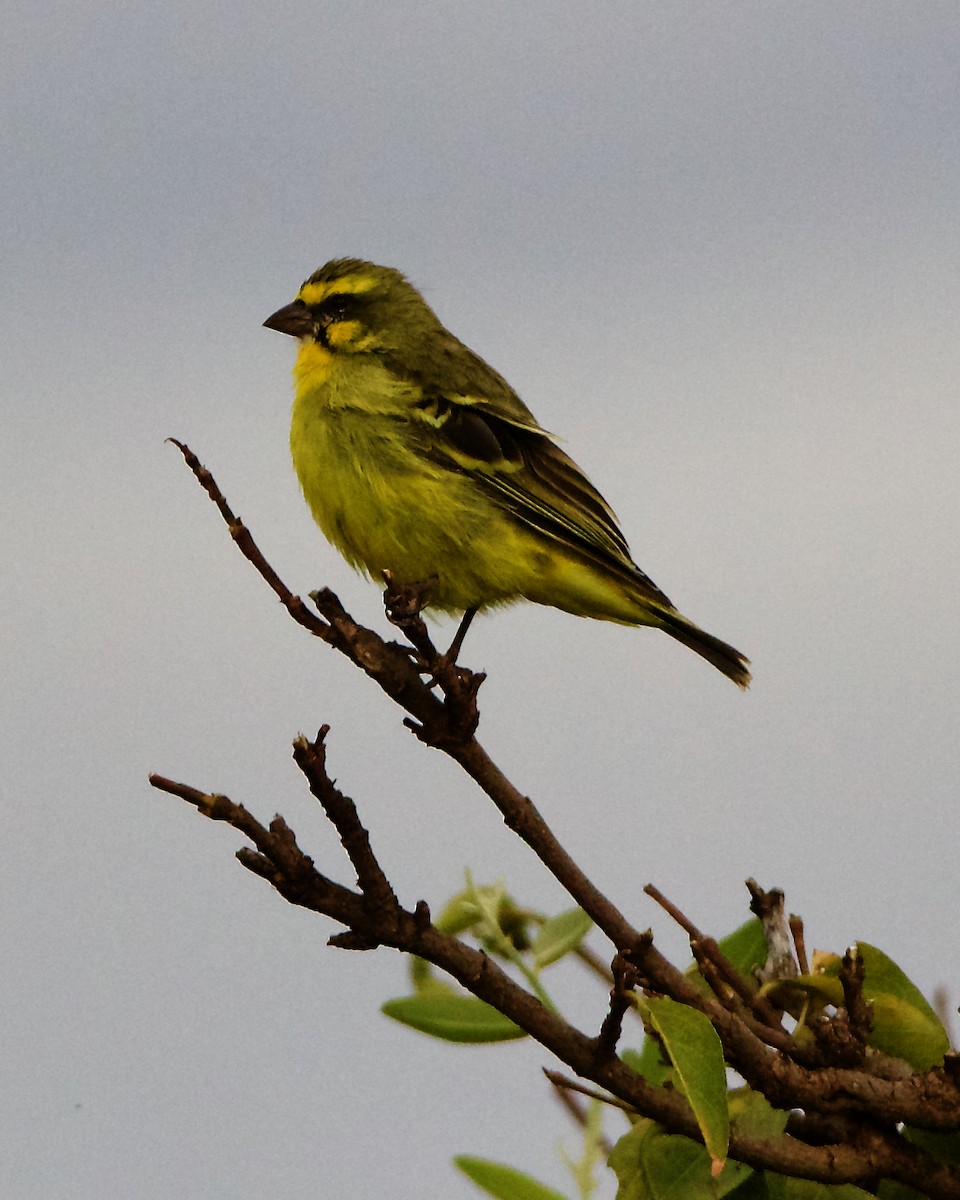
[263,300,315,338]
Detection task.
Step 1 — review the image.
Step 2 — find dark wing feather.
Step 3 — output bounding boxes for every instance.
[406,392,674,610]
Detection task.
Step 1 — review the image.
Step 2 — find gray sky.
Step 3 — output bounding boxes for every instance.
[4,3,960,1196]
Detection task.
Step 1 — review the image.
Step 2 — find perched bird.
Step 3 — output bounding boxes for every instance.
[264,259,750,688]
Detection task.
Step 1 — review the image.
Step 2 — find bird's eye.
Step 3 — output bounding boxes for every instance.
[320,293,355,322]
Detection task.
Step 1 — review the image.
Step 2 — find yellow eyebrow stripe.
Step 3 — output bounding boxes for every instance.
[299,274,380,306]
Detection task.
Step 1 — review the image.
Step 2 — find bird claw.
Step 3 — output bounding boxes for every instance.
[381,570,438,626]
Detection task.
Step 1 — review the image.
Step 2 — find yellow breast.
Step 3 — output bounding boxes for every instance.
[292,340,340,393]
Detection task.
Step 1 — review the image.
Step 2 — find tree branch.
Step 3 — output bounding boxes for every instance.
[152,442,960,1197]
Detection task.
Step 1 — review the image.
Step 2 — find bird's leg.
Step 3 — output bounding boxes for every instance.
[381,571,477,678]
[417,607,480,695]
[381,570,442,671]
[424,606,484,740]
[380,573,484,736]
[438,607,478,672]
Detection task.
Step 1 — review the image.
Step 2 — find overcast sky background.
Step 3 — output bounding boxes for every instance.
[4,4,960,1197]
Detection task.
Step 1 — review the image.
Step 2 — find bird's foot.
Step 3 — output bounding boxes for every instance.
[380,574,484,736]
[381,570,438,627]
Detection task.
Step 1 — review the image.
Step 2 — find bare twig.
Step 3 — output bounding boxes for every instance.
[837,947,872,1062]
[790,914,810,976]
[594,954,637,1059]
[547,1072,615,1157]
[543,1070,637,1114]
[169,441,481,742]
[574,942,616,986]
[292,727,397,917]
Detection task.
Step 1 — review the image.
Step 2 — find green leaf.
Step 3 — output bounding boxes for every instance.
[710,1092,790,1199]
[382,994,527,1043]
[728,1088,788,1142]
[435,885,497,935]
[855,943,949,1070]
[641,996,729,1168]
[764,943,948,1070]
[435,878,534,952]
[867,991,948,1071]
[716,919,769,981]
[609,1119,750,1200]
[531,907,593,968]
[406,956,457,996]
[764,1176,874,1199]
[760,973,843,1009]
[724,1173,771,1199]
[622,1038,673,1087]
[808,944,950,1070]
[454,1156,570,1200]
[903,1123,960,1166]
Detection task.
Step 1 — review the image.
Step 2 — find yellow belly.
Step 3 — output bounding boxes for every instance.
[289,359,662,625]
[291,377,514,610]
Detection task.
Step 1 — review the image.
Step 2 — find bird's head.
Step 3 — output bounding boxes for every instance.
[264,258,440,357]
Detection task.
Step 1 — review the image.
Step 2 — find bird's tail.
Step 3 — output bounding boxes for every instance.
[658,609,752,690]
